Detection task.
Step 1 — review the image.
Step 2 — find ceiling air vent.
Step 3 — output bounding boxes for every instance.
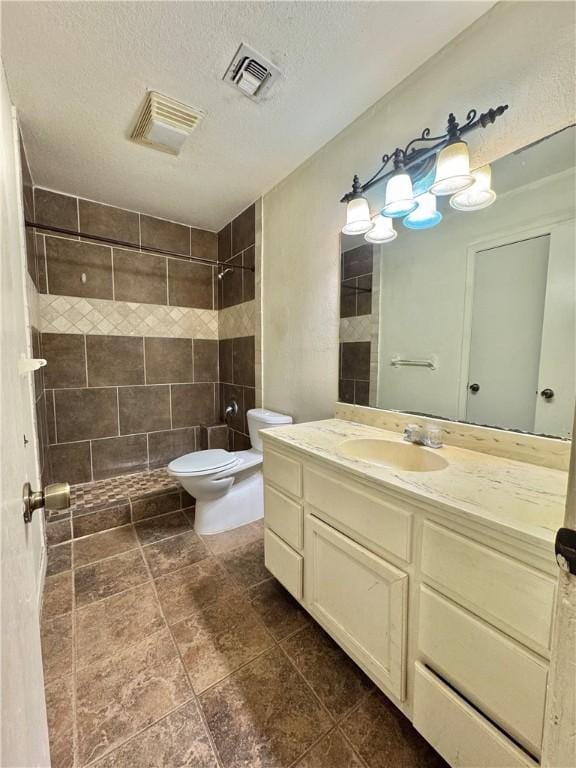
[130,91,205,155]
[223,43,280,100]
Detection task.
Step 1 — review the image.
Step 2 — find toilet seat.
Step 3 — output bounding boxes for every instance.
[168,449,240,477]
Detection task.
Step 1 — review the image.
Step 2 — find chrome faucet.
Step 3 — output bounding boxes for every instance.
[403,424,443,449]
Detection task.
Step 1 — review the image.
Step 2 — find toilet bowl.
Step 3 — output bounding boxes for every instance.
[168,408,292,535]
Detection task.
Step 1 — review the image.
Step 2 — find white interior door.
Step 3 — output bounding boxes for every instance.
[534,220,576,438]
[466,235,550,432]
[0,68,50,765]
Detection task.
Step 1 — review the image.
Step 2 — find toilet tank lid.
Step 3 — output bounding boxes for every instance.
[247,408,292,425]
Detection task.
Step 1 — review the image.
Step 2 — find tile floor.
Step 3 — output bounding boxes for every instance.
[41,511,448,768]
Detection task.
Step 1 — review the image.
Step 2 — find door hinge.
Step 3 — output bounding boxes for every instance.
[555,528,576,575]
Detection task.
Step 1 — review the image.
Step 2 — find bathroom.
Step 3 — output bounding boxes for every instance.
[0,1,575,766]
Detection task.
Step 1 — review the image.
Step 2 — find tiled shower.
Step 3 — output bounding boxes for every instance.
[22,158,261,493]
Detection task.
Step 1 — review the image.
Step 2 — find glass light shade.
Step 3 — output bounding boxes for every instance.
[381,172,418,218]
[364,214,397,243]
[403,193,443,230]
[342,195,373,235]
[450,164,496,211]
[429,141,475,196]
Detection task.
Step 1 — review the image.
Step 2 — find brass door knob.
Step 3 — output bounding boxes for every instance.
[23,481,70,524]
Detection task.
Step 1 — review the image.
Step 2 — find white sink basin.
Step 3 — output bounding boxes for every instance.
[338,438,448,472]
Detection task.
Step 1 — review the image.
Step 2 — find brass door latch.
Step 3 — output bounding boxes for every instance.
[22,482,70,524]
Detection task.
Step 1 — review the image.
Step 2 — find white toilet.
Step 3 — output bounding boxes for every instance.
[168,408,292,535]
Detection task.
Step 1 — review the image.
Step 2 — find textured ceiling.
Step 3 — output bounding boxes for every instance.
[2,1,494,230]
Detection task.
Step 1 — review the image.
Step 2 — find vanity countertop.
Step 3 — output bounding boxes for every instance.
[261,418,569,551]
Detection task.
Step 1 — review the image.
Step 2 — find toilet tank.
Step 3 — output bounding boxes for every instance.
[247,408,292,452]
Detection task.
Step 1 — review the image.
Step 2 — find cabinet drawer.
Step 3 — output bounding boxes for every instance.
[264,484,303,550]
[421,522,556,656]
[305,515,408,700]
[418,587,548,756]
[413,663,537,767]
[264,449,302,498]
[264,528,303,600]
[422,521,556,655]
[304,466,412,562]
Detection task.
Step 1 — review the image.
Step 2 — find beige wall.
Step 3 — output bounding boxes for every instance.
[262,1,576,423]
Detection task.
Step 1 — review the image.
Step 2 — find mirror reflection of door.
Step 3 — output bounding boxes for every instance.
[534,221,576,437]
[465,231,570,434]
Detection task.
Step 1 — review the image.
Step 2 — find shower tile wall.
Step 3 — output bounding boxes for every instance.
[44,332,218,483]
[32,188,229,484]
[20,153,260,492]
[217,203,261,450]
[339,243,373,406]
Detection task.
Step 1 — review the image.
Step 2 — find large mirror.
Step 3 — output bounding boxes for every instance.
[339,126,575,438]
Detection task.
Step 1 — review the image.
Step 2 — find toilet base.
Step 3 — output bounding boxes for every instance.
[194,471,264,535]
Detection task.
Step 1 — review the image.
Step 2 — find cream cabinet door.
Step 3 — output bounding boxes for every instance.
[304,513,408,700]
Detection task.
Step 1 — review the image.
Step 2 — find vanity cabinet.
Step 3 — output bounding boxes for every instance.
[262,439,555,768]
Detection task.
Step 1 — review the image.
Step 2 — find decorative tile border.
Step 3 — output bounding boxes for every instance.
[218,299,256,340]
[69,467,177,516]
[39,294,218,339]
[340,315,372,343]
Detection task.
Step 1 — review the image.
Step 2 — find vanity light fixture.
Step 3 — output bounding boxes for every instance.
[365,213,397,243]
[429,139,475,196]
[342,175,374,235]
[340,105,508,242]
[450,164,497,211]
[403,192,443,230]
[381,151,418,218]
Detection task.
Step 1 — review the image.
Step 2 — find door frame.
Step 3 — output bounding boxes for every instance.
[456,216,574,421]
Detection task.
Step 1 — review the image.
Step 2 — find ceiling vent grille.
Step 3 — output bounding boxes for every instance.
[130,91,205,155]
[223,43,280,100]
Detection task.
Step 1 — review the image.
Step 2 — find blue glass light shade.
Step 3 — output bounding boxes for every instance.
[403,193,443,230]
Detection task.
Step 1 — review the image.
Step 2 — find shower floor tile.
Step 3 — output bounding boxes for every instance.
[40,516,448,768]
